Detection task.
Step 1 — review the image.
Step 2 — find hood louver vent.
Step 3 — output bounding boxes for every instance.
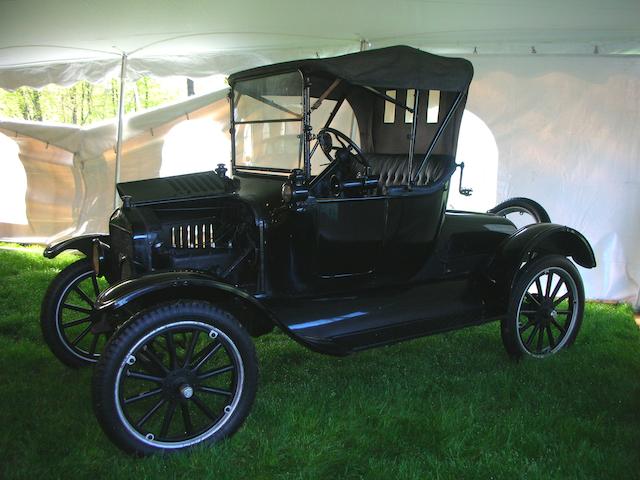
[117,171,229,206]
[171,223,218,249]
[165,174,222,195]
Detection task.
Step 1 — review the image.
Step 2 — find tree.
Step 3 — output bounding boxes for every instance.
[0,77,184,125]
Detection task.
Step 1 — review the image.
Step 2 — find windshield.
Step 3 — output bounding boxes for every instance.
[233,71,304,172]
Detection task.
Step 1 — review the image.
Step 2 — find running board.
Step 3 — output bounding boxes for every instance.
[265,279,486,354]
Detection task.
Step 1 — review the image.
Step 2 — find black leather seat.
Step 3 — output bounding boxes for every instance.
[365,153,455,190]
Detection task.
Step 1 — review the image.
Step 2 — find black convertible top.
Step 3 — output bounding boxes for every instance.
[229,45,473,92]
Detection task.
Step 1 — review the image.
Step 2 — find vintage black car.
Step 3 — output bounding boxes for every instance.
[40,46,595,456]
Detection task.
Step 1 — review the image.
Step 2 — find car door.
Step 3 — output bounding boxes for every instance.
[312,197,386,282]
[378,190,447,279]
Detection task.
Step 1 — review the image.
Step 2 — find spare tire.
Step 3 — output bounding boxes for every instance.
[488,197,551,224]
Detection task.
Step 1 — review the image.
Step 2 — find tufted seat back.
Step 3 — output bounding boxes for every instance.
[364,153,455,190]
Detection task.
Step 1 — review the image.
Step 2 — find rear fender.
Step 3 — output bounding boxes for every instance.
[44,234,109,259]
[96,271,275,337]
[488,223,596,299]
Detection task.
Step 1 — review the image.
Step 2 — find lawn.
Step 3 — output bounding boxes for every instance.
[0,245,639,479]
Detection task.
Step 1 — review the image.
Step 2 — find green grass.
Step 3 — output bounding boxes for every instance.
[0,245,639,479]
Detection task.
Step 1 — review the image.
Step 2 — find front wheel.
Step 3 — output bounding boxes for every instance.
[92,301,258,456]
[501,255,584,359]
[40,258,110,367]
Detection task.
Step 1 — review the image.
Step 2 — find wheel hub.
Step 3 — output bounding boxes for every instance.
[533,299,557,327]
[179,384,194,399]
[162,368,198,399]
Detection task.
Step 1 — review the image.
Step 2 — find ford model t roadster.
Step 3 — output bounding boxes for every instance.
[40,46,595,455]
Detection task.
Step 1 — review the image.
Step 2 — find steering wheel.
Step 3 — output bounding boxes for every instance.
[317,127,370,168]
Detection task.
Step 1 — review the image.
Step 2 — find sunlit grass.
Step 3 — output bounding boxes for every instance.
[0,244,638,479]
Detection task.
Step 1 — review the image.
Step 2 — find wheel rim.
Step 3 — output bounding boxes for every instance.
[55,269,108,362]
[114,321,244,449]
[515,267,579,358]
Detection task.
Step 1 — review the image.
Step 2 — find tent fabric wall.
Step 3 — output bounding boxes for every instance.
[0,89,229,239]
[77,93,230,234]
[0,128,78,241]
[455,55,640,309]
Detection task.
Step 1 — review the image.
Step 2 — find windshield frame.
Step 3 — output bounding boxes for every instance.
[230,69,308,177]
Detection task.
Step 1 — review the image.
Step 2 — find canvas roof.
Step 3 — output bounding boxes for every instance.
[229,46,474,92]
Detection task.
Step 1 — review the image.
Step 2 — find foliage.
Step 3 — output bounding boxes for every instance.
[0,77,184,125]
[0,244,638,479]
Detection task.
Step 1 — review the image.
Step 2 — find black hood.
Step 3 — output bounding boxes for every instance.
[117,171,235,207]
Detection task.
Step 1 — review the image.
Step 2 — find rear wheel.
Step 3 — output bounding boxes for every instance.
[92,301,258,456]
[489,197,551,227]
[501,255,584,359]
[40,258,110,368]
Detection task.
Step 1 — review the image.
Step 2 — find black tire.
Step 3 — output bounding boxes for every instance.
[40,258,110,368]
[489,197,551,224]
[92,300,258,456]
[501,255,584,359]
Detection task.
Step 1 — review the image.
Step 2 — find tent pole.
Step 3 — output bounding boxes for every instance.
[114,52,128,209]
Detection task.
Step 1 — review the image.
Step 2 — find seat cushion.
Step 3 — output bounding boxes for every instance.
[365,153,455,189]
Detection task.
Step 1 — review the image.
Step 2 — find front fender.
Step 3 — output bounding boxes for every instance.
[44,234,109,259]
[96,271,276,337]
[488,223,596,295]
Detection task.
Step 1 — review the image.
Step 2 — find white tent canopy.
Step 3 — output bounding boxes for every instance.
[1,0,639,89]
[0,0,639,309]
